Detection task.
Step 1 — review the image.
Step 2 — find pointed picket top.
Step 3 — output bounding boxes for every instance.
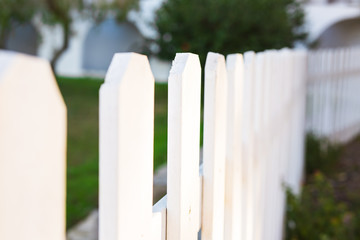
[167,53,202,240]
[0,51,66,240]
[168,53,198,76]
[99,53,155,240]
[104,52,154,85]
[202,52,227,240]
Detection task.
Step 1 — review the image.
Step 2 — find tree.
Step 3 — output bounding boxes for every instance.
[0,0,37,48]
[40,0,78,70]
[155,0,307,62]
[42,0,139,71]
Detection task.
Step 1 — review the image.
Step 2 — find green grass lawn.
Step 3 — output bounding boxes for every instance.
[57,77,168,228]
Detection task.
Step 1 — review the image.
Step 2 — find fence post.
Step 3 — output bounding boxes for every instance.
[224,54,244,240]
[0,51,66,240]
[202,52,228,240]
[167,53,202,240]
[99,53,154,240]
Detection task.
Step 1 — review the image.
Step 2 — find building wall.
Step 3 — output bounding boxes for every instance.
[5,23,38,56]
[316,17,360,48]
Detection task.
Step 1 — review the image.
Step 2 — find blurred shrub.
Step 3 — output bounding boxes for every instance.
[154,0,307,63]
[286,172,355,240]
[305,133,342,176]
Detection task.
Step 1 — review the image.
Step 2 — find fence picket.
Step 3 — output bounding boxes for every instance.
[99,53,154,240]
[307,47,360,143]
[242,51,256,240]
[224,54,244,240]
[202,52,228,240]
[0,51,66,240]
[167,53,202,240]
[252,52,265,240]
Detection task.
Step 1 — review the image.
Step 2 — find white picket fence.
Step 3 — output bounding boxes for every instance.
[98,49,307,240]
[307,47,360,143]
[0,46,359,240]
[0,51,66,240]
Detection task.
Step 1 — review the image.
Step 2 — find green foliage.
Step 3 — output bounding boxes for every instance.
[155,0,307,62]
[57,77,102,228]
[286,172,355,240]
[153,83,168,169]
[305,133,342,176]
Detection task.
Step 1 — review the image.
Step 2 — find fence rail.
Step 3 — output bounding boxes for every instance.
[1,46,360,240]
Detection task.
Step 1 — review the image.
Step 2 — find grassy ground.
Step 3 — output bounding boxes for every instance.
[57,77,168,228]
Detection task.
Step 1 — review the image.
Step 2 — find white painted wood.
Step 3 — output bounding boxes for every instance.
[242,51,256,240]
[252,52,266,240]
[339,48,348,141]
[99,53,154,240]
[296,50,308,193]
[317,50,326,137]
[224,54,244,240]
[331,50,340,138]
[167,53,201,240]
[276,49,293,240]
[3,44,360,240]
[262,50,277,240]
[307,47,360,143]
[152,196,167,240]
[292,50,307,195]
[0,51,66,240]
[313,51,322,136]
[258,51,273,240]
[202,52,228,240]
[323,50,332,137]
[272,51,285,240]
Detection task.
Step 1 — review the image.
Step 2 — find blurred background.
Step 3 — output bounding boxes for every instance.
[2,0,360,238]
[4,0,360,80]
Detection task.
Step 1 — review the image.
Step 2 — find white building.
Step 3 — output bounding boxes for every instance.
[305,0,360,48]
[5,0,360,80]
[6,0,170,81]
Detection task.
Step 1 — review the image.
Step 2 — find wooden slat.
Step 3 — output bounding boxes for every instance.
[258,51,273,240]
[99,53,154,240]
[252,52,265,240]
[0,51,67,240]
[167,53,202,240]
[202,52,228,240]
[224,54,244,240]
[242,51,256,240]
